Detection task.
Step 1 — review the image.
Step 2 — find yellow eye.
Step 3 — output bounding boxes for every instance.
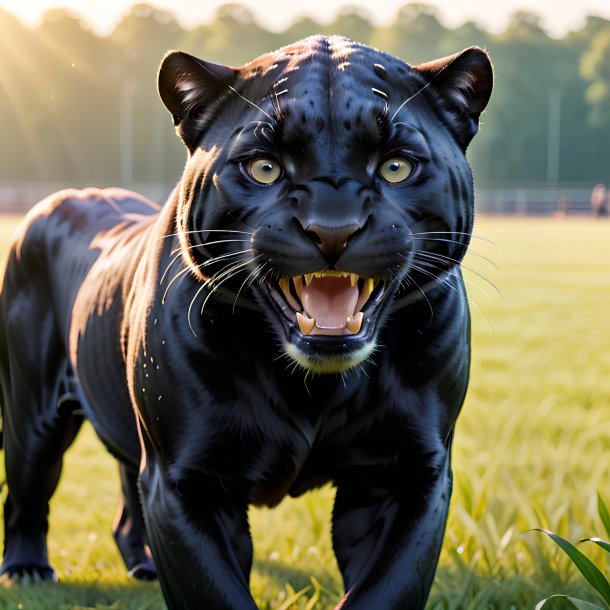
[247,157,281,184]
[379,157,414,183]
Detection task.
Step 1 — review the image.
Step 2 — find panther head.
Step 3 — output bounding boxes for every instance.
[158,36,493,374]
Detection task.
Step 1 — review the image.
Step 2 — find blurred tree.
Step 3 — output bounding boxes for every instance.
[183,4,276,66]
[444,21,489,56]
[328,6,374,43]
[277,17,324,48]
[0,8,46,181]
[371,3,445,64]
[581,25,610,125]
[111,3,185,184]
[2,3,610,191]
[35,9,116,182]
[0,8,114,182]
[470,11,582,185]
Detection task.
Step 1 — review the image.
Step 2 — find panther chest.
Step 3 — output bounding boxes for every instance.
[134,328,388,504]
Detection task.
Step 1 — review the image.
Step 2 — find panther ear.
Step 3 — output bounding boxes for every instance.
[415,47,493,149]
[158,51,237,150]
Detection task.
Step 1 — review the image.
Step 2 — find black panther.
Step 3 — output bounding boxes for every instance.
[0,36,492,608]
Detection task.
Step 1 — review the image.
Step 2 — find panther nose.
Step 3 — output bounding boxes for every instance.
[305,223,360,262]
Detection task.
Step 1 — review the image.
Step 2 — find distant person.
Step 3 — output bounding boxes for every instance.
[554,196,569,218]
[590,183,609,217]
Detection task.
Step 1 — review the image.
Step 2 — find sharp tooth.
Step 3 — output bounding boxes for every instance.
[279,278,290,294]
[355,278,375,313]
[293,276,304,299]
[297,312,315,335]
[304,273,314,286]
[346,312,364,334]
[350,273,358,287]
[359,278,375,302]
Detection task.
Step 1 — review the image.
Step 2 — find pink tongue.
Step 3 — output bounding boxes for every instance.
[301,276,359,328]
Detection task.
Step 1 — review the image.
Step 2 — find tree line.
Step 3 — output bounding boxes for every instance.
[2,3,610,189]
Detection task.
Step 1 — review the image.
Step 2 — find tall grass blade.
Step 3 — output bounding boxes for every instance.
[581,538,610,554]
[536,594,607,610]
[533,529,610,605]
[304,577,321,610]
[598,494,610,541]
[277,585,310,610]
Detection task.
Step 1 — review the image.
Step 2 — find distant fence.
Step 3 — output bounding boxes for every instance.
[477,186,595,216]
[0,182,599,216]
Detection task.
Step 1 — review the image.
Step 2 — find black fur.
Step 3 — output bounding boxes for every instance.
[0,36,492,608]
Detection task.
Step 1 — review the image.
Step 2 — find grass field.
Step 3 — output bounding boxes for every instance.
[0,214,609,609]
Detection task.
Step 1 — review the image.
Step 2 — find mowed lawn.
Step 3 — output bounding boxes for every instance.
[0,214,609,609]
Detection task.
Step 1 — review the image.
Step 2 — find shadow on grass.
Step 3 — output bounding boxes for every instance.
[252,558,342,607]
[0,579,165,610]
[253,557,340,592]
[0,564,600,610]
[0,559,342,610]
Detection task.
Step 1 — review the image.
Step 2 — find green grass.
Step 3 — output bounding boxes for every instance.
[0,215,609,609]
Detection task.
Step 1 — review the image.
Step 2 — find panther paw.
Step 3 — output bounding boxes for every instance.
[127,561,157,581]
[0,565,57,584]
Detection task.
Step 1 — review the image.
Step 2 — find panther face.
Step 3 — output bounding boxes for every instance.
[158,36,493,373]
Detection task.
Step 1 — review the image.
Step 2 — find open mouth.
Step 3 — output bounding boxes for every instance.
[267,271,386,337]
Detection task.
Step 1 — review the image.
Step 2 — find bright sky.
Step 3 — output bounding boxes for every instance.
[2,0,610,37]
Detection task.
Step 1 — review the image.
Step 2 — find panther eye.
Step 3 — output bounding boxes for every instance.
[247,157,282,185]
[379,157,414,184]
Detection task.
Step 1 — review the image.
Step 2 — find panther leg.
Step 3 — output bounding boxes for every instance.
[1,409,83,582]
[138,452,257,610]
[113,463,157,581]
[331,448,453,610]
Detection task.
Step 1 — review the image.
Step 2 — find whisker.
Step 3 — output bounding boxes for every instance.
[162,264,197,305]
[389,82,434,124]
[191,238,251,248]
[199,257,262,315]
[196,251,253,274]
[171,245,251,260]
[411,231,496,245]
[190,54,274,121]
[455,272,495,341]
[233,261,267,314]
[409,261,451,287]
[240,120,275,143]
[467,251,498,270]
[270,80,285,120]
[414,250,460,268]
[416,251,504,301]
[390,51,464,125]
[245,262,268,292]
[187,282,208,337]
[455,270,496,302]
[165,250,250,308]
[186,257,258,336]
[415,246,498,271]
[159,251,184,286]
[162,250,249,303]
[412,260,491,302]
[205,258,257,291]
[403,273,434,330]
[199,271,251,318]
[411,237,498,269]
[412,261,496,341]
[227,85,274,121]
[160,228,253,240]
